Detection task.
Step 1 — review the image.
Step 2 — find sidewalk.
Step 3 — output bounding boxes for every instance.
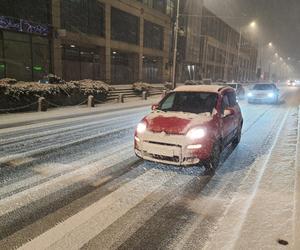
[0,96,160,129]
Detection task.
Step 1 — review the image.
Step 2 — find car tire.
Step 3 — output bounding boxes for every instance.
[203,142,221,175]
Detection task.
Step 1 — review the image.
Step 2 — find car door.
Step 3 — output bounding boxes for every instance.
[220,92,237,145]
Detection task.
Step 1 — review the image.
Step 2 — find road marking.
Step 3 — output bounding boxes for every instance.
[293,106,300,249]
[17,168,178,250]
[0,147,133,217]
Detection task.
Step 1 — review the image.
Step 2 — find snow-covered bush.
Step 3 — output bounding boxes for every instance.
[132,82,154,93]
[0,78,114,112]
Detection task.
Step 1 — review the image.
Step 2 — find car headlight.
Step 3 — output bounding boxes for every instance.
[247,92,253,97]
[136,122,147,134]
[186,127,206,140]
[268,93,274,98]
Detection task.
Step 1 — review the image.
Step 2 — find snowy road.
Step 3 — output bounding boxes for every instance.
[0,87,299,250]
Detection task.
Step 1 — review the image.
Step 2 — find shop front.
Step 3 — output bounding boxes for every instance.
[0,16,51,81]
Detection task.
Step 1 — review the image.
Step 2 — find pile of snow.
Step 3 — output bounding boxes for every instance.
[132,82,155,93]
[71,79,115,95]
[0,78,18,85]
[164,82,173,90]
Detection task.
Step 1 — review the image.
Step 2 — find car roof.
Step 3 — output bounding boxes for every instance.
[174,85,231,93]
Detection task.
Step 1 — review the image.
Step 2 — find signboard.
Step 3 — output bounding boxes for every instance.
[0,16,50,36]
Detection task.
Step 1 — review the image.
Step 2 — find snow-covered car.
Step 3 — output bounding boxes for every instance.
[134,85,243,173]
[247,83,280,104]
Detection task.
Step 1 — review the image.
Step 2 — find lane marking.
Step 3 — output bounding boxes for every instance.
[17,168,178,250]
[293,106,300,249]
[0,147,133,217]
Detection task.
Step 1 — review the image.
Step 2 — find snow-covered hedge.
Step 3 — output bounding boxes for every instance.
[0,79,114,112]
[132,82,154,93]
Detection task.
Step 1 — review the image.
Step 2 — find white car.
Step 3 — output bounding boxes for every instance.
[247,83,280,104]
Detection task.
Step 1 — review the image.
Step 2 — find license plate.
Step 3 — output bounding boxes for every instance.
[143,143,175,157]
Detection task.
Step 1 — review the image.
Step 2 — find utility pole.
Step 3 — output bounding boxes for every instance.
[172,0,180,89]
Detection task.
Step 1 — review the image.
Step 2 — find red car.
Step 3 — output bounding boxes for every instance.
[134,85,243,173]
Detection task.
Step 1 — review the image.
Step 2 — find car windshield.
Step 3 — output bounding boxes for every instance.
[158,92,217,114]
[253,84,274,90]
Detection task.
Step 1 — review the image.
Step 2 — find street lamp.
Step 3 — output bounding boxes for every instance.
[250,21,256,28]
[268,42,273,47]
[172,0,180,89]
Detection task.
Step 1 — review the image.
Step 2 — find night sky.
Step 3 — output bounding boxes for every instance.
[205,0,300,69]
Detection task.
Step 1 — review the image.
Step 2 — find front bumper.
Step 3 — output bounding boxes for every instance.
[248,95,277,103]
[135,131,212,166]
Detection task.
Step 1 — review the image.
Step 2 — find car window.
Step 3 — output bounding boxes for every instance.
[227,92,237,106]
[221,94,230,114]
[160,93,175,110]
[158,92,217,114]
[253,84,274,90]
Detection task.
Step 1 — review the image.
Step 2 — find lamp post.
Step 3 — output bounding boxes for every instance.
[172,0,180,89]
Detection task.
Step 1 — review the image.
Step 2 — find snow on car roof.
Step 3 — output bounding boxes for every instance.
[174,85,227,93]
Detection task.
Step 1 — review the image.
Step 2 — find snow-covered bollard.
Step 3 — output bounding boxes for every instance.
[38,97,47,112]
[88,95,95,108]
[142,91,148,100]
[118,93,124,103]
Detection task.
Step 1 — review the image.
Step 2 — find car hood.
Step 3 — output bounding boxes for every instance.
[144,111,213,135]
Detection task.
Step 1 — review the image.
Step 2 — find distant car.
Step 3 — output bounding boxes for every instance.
[286,80,294,86]
[247,83,280,104]
[225,83,246,100]
[134,85,243,174]
[287,80,300,87]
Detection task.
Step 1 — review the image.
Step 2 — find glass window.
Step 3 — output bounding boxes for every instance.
[0,0,50,24]
[61,0,105,36]
[228,92,237,106]
[144,21,164,50]
[111,8,139,45]
[4,38,32,81]
[32,40,50,80]
[158,92,218,114]
[153,0,166,12]
[221,94,230,114]
[62,45,104,81]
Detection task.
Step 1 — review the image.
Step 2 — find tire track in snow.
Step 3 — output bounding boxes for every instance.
[204,108,290,250]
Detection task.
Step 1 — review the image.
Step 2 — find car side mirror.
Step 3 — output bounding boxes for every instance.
[224,108,235,117]
[151,104,159,111]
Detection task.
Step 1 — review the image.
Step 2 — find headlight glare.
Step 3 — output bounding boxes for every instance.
[186,128,206,140]
[136,122,147,134]
[247,92,253,97]
[268,92,274,98]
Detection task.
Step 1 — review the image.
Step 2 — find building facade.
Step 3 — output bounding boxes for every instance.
[200,7,257,82]
[0,0,174,84]
[177,6,258,82]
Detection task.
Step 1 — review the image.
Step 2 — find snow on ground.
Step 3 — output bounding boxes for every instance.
[0,88,299,249]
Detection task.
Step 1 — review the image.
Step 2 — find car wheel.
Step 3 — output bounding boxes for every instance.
[233,124,242,146]
[203,142,221,175]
